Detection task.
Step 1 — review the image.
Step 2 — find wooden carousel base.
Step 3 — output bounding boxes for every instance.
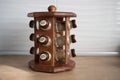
[29,60,75,73]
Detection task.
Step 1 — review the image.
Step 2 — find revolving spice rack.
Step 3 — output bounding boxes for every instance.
[27,5,77,73]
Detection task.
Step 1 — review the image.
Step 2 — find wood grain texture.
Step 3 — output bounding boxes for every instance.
[29,59,75,73]
[27,12,76,17]
[0,55,120,80]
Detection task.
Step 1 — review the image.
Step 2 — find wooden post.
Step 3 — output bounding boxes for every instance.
[65,17,70,64]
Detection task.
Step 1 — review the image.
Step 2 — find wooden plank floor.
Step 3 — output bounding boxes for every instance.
[0,55,120,80]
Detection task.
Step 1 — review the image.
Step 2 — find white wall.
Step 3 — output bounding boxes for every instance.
[0,0,120,55]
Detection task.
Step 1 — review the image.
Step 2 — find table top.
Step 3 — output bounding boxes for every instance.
[0,55,120,80]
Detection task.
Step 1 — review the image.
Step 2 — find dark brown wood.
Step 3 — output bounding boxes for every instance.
[29,59,75,73]
[35,17,55,66]
[28,12,76,17]
[65,17,70,64]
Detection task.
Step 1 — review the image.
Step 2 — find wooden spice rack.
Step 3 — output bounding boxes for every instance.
[27,5,77,73]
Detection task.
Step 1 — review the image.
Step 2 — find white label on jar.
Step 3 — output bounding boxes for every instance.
[36,21,39,30]
[36,48,39,54]
[40,20,47,26]
[40,54,47,60]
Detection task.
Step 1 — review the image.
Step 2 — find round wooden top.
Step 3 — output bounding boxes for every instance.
[48,5,56,12]
[27,5,76,17]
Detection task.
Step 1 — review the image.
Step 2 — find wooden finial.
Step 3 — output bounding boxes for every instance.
[48,5,56,12]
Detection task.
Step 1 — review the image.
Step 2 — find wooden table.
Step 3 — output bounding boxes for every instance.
[0,55,120,80]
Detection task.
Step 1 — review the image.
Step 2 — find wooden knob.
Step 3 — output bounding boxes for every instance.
[71,20,77,28]
[48,5,56,12]
[71,35,76,43]
[29,33,34,41]
[29,20,34,28]
[71,49,76,57]
[30,47,34,54]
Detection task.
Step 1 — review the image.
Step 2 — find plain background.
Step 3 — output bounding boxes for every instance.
[0,0,120,55]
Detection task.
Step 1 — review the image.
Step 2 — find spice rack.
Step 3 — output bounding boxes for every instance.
[27,5,77,73]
